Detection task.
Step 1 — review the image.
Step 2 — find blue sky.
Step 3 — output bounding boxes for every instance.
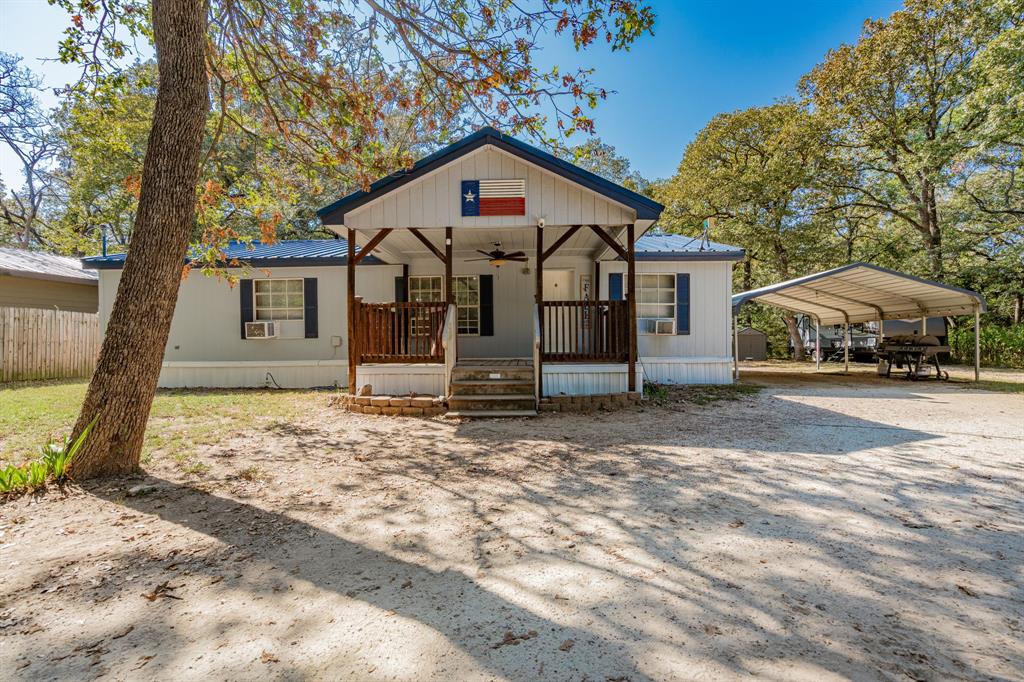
[0,0,903,186]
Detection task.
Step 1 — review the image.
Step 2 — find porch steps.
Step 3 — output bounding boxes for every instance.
[447,362,537,417]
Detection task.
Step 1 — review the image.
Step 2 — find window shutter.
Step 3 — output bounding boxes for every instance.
[479,274,494,336]
[609,273,623,301]
[676,273,690,335]
[239,279,253,339]
[394,276,408,303]
[304,278,318,338]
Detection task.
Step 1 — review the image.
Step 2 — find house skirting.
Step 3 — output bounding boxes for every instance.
[356,363,445,396]
[542,363,642,396]
[157,360,346,389]
[640,356,734,385]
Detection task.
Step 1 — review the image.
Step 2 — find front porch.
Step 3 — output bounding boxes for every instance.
[343,221,642,407]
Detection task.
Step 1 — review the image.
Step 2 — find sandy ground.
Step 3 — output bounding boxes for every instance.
[1,371,1022,681]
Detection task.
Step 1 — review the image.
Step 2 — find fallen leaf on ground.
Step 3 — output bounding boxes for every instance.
[142,581,182,601]
[493,629,538,649]
[559,639,574,652]
[260,650,279,663]
[728,520,744,528]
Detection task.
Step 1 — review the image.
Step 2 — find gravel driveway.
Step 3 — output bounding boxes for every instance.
[2,371,1022,680]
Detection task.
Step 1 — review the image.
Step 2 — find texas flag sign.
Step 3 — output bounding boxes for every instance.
[461,179,526,216]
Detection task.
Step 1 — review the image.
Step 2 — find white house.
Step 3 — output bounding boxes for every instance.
[84,128,743,414]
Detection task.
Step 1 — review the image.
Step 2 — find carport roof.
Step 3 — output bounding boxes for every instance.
[732,263,986,325]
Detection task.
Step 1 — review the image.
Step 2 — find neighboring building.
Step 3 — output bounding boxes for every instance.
[736,327,768,361]
[0,247,98,313]
[84,128,744,409]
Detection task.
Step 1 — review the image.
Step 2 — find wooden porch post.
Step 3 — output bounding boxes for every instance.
[536,224,544,398]
[444,226,453,305]
[626,223,637,392]
[347,228,357,392]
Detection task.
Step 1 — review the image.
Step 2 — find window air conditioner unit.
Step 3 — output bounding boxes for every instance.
[653,318,675,335]
[245,321,277,339]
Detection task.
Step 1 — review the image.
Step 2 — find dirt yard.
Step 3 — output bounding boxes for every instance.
[2,370,1022,681]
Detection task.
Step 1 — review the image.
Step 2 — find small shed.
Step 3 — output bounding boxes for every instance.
[736,327,768,360]
[0,247,98,313]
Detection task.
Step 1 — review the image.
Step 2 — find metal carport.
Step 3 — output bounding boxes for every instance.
[731,262,987,380]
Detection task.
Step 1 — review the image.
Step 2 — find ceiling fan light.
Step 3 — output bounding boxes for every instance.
[489,258,507,267]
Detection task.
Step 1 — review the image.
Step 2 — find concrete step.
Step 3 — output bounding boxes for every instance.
[445,409,538,419]
[450,379,535,396]
[452,366,534,382]
[447,394,536,412]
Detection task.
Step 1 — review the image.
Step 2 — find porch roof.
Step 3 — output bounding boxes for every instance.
[316,127,664,225]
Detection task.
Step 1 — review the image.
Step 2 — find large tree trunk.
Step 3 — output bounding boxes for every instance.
[69,0,209,479]
[783,314,805,361]
[922,181,943,281]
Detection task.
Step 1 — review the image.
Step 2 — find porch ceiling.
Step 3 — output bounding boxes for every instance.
[350,225,627,263]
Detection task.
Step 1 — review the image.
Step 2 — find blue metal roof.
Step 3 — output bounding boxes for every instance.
[317,126,664,224]
[81,239,383,270]
[83,233,742,270]
[633,232,744,261]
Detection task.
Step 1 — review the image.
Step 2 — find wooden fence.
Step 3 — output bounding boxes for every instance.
[0,306,100,382]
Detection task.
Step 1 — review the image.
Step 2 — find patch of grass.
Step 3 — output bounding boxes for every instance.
[644,382,761,407]
[0,381,313,466]
[949,378,1024,393]
[180,460,211,476]
[238,465,268,482]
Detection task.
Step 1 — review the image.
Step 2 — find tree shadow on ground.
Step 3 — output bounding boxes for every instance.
[5,381,1022,680]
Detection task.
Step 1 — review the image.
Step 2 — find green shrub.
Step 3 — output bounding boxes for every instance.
[0,415,98,498]
[949,323,1024,368]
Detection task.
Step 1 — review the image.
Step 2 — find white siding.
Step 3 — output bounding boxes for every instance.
[97,263,400,387]
[343,146,636,229]
[600,260,734,362]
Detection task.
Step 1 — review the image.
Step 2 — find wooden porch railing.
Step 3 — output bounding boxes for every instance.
[541,300,629,362]
[357,301,448,363]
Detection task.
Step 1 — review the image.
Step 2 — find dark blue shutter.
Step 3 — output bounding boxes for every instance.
[676,273,690,335]
[239,279,253,339]
[479,274,494,336]
[394,276,408,302]
[608,273,623,301]
[303,278,318,338]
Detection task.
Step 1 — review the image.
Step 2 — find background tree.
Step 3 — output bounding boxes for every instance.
[55,0,655,478]
[799,0,1009,281]
[658,101,832,358]
[0,52,61,248]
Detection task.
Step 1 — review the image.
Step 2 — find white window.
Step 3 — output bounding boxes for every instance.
[408,276,443,336]
[636,273,675,334]
[408,275,443,303]
[408,275,480,335]
[454,275,480,335]
[254,279,304,321]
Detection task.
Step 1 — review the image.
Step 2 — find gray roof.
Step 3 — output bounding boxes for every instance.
[0,247,98,285]
[634,232,744,261]
[733,262,985,325]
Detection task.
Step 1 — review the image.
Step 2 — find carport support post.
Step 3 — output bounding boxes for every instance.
[814,317,820,372]
[732,312,739,381]
[974,306,981,381]
[843,322,850,373]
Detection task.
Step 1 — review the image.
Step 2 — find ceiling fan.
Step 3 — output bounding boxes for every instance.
[465,242,529,267]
